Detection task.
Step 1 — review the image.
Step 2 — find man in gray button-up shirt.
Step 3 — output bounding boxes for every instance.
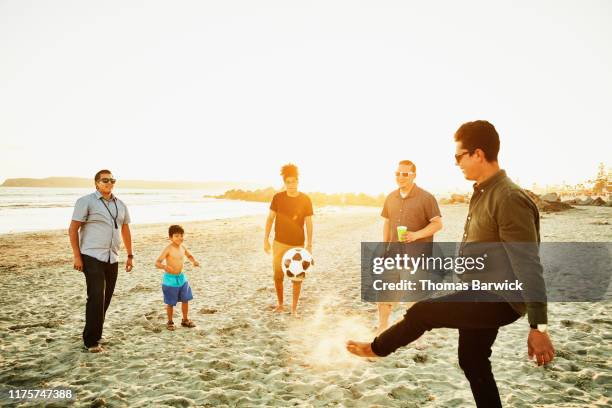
[68,169,133,352]
[72,190,132,264]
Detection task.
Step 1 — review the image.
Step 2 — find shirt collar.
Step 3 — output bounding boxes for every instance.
[473,169,506,193]
[95,190,115,201]
[396,184,418,199]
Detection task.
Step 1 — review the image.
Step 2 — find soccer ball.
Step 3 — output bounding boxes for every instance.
[281,248,314,282]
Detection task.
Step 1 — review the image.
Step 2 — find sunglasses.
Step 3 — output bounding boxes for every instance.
[395,172,415,177]
[454,151,472,164]
[99,178,116,184]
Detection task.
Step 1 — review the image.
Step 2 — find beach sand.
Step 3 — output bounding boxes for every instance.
[0,205,610,407]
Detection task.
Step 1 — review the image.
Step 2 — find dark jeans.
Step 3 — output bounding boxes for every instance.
[371,291,521,408]
[81,254,118,347]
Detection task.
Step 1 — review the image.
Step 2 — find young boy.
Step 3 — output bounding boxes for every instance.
[155,225,200,330]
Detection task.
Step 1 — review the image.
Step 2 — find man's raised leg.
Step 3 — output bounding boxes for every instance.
[348,291,520,357]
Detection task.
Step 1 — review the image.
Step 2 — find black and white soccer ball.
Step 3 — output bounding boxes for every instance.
[281,248,314,282]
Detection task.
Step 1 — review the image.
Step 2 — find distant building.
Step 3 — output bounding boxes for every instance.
[546,163,610,199]
[592,162,610,197]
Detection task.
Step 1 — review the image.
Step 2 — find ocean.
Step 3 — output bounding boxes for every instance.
[0,187,269,234]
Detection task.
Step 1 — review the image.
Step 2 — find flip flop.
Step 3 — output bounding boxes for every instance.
[181,319,196,328]
[167,321,175,331]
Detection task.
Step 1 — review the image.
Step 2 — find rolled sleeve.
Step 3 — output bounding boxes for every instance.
[270,194,278,211]
[123,205,131,224]
[426,194,442,221]
[72,197,89,222]
[304,196,313,217]
[381,197,389,219]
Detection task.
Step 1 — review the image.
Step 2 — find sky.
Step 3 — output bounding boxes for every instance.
[1,0,611,195]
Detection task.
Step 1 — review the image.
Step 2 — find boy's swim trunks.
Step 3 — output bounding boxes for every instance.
[162,272,193,306]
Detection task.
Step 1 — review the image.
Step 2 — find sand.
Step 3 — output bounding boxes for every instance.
[0,205,610,407]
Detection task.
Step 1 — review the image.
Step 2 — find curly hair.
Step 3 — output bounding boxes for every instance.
[280,163,299,180]
[168,225,184,237]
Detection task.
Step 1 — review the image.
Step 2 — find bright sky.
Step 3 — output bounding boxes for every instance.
[1,0,610,195]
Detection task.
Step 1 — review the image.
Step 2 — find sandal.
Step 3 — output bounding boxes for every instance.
[181,319,196,328]
[167,321,175,331]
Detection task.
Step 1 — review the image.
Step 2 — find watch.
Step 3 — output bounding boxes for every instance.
[530,324,547,333]
[127,254,134,259]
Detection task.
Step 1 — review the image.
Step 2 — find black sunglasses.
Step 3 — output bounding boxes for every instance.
[454,151,472,164]
[99,178,116,184]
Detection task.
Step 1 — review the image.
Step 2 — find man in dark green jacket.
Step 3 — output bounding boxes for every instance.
[347,120,555,408]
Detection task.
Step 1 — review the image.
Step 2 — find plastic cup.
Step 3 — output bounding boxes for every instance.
[397,226,407,241]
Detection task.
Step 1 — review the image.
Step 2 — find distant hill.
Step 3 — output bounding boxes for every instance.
[212,187,387,207]
[1,177,259,191]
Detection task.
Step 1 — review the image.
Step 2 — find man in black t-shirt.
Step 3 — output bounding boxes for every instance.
[264,164,314,316]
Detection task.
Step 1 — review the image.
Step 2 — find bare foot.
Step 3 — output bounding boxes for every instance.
[375,324,388,337]
[346,341,378,358]
[87,345,105,353]
[291,310,301,318]
[273,305,286,313]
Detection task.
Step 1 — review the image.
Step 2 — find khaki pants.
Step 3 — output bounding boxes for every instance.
[273,240,301,281]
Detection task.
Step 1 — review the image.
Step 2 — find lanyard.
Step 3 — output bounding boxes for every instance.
[100,197,119,229]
